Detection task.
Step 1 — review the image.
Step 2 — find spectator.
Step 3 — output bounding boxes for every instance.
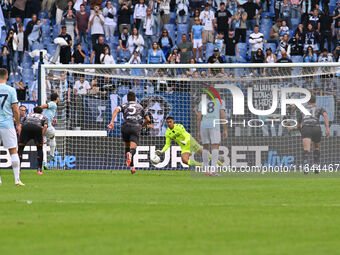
[333,1,340,30]
[318,48,333,62]
[127,27,145,54]
[29,81,38,102]
[309,8,320,32]
[1,0,12,23]
[90,36,108,64]
[186,58,197,76]
[63,0,76,17]
[72,43,86,64]
[279,33,291,56]
[214,31,225,56]
[24,14,37,51]
[147,42,166,64]
[143,8,156,50]
[56,0,69,24]
[265,47,277,63]
[207,47,225,77]
[251,48,265,63]
[177,34,193,63]
[41,0,54,18]
[234,11,248,43]
[76,4,90,46]
[334,20,340,47]
[25,0,41,18]
[5,29,15,75]
[189,9,201,33]
[274,0,283,19]
[134,0,147,30]
[118,1,133,33]
[319,8,333,53]
[13,23,25,73]
[176,0,189,24]
[302,23,319,52]
[158,29,173,58]
[191,17,204,62]
[291,0,302,19]
[59,26,72,64]
[89,5,105,47]
[11,0,27,21]
[224,29,239,63]
[149,0,161,38]
[200,2,215,46]
[159,0,170,28]
[277,49,292,63]
[103,0,117,41]
[289,32,304,56]
[100,46,116,64]
[280,0,291,28]
[279,20,289,38]
[90,0,103,14]
[295,23,304,36]
[62,9,77,47]
[269,18,282,44]
[228,0,239,17]
[241,0,262,31]
[215,2,232,39]
[14,81,27,101]
[303,46,317,62]
[249,25,263,57]
[73,0,84,12]
[27,19,45,52]
[117,27,130,61]
[167,48,180,63]
[0,46,11,73]
[74,75,91,95]
[11,16,22,34]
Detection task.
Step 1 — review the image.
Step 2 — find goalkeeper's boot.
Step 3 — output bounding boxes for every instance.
[15,180,25,186]
[126,152,131,167]
[130,167,136,174]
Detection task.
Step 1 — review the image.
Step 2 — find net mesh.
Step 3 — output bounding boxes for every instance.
[41,64,340,170]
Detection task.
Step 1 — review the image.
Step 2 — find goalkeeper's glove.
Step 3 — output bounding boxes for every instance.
[179,140,187,145]
[156,150,164,156]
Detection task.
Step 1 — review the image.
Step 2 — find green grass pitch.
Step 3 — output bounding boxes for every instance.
[1,170,340,255]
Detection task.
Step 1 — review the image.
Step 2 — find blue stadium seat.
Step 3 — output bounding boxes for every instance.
[0,30,6,45]
[38,12,48,19]
[291,18,300,32]
[291,55,303,63]
[176,24,189,44]
[264,43,276,53]
[53,24,61,39]
[10,18,16,26]
[42,36,52,47]
[170,12,176,24]
[238,43,248,58]
[261,18,272,27]
[261,25,271,40]
[163,24,175,44]
[32,42,44,51]
[118,49,131,63]
[117,86,130,95]
[205,43,215,61]
[47,43,57,56]
[24,18,32,29]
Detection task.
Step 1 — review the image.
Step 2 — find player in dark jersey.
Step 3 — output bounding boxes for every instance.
[108,91,150,174]
[296,94,330,173]
[18,106,48,175]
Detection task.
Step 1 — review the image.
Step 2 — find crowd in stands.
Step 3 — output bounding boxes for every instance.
[1,0,340,101]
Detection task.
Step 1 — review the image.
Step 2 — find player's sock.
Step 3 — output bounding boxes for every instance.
[125,147,130,154]
[202,149,210,169]
[313,150,320,164]
[130,148,136,167]
[211,149,219,167]
[50,138,56,156]
[37,146,43,170]
[303,150,311,165]
[188,160,202,167]
[11,154,20,182]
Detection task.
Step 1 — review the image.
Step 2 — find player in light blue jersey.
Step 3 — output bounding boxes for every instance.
[0,68,24,186]
[191,18,204,63]
[197,95,227,174]
[41,92,59,166]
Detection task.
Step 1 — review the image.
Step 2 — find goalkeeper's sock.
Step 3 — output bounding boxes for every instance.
[130,148,136,167]
[303,150,311,165]
[18,145,24,163]
[188,159,202,167]
[313,150,320,164]
[11,154,20,182]
[50,138,56,156]
[202,149,210,167]
[37,146,43,170]
[211,149,219,167]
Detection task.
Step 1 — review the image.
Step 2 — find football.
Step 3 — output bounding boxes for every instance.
[151,155,161,165]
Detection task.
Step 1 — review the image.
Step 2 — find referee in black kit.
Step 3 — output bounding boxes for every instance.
[18,106,48,175]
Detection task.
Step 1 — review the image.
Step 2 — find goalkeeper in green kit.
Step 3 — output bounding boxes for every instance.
[156,117,222,167]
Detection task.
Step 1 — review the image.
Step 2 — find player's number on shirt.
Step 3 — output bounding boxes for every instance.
[207,102,215,113]
[128,104,136,115]
[0,94,8,110]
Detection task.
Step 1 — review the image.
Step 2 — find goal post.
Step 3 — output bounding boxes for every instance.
[39,63,340,171]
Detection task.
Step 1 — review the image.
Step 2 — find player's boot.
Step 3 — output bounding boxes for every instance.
[48,155,54,162]
[130,167,136,174]
[15,180,25,186]
[37,169,43,175]
[43,162,49,170]
[126,152,131,167]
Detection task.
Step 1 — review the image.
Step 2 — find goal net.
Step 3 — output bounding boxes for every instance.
[39,63,340,172]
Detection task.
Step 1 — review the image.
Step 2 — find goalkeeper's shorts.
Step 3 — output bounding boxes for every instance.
[181,137,201,154]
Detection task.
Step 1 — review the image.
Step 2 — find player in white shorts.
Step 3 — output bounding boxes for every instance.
[197,94,227,172]
[191,17,204,63]
[41,92,59,164]
[0,68,24,186]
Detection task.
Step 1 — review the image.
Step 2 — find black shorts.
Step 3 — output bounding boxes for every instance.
[19,124,43,145]
[301,126,322,143]
[121,124,141,144]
